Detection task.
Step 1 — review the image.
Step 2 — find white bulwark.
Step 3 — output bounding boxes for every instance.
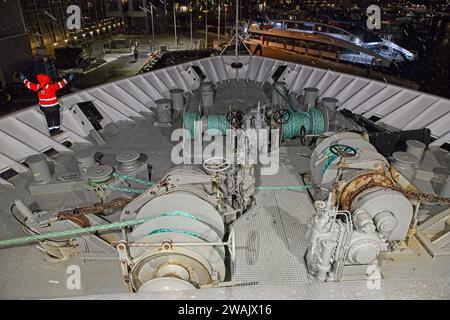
[0,55,449,176]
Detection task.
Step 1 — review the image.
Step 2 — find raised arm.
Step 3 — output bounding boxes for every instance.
[50,73,75,91]
[20,74,40,92]
[51,79,68,91]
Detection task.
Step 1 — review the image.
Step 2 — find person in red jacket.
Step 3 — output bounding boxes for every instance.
[20,73,75,136]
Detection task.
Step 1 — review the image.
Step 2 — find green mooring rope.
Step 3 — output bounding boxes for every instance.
[256,185,318,191]
[112,173,155,186]
[101,184,320,194]
[281,108,326,141]
[148,228,205,241]
[321,145,359,174]
[184,111,230,139]
[99,185,145,194]
[93,173,155,194]
[185,107,325,141]
[207,114,229,135]
[160,210,198,220]
[0,216,154,247]
[184,111,201,139]
[0,210,203,248]
[309,108,325,135]
[282,111,310,140]
[148,211,205,239]
[0,183,319,247]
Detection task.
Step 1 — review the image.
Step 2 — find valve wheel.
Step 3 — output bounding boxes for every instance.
[226,110,244,128]
[203,156,232,173]
[329,144,357,158]
[273,109,291,125]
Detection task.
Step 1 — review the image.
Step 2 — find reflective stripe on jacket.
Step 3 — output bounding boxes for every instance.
[23,77,67,107]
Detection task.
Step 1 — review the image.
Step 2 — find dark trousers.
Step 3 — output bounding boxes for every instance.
[254,44,263,56]
[40,104,61,130]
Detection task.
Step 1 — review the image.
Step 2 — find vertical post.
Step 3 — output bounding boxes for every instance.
[0,67,6,90]
[173,1,177,47]
[218,2,221,45]
[235,0,239,60]
[143,1,150,34]
[32,0,45,48]
[205,4,208,48]
[120,1,127,35]
[224,5,227,36]
[163,0,167,30]
[58,0,68,41]
[190,4,193,49]
[47,0,57,45]
[94,0,99,24]
[150,6,155,44]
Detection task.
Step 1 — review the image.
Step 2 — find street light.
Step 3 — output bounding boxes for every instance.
[139,3,156,45]
[150,4,155,44]
[235,0,238,59]
[203,3,209,48]
[224,4,228,36]
[190,4,193,49]
[259,1,266,12]
[173,1,177,47]
[218,1,221,45]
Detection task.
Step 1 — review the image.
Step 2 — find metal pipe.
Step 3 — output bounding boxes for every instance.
[13,200,34,221]
[406,140,426,163]
[322,97,338,121]
[26,154,52,185]
[316,240,336,281]
[304,87,319,111]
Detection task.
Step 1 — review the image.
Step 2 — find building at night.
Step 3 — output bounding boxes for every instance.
[105,0,155,34]
[0,1,129,86]
[0,0,32,88]
[19,0,123,54]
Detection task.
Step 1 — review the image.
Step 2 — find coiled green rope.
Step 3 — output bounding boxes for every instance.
[184,111,201,139]
[281,108,326,141]
[185,112,230,138]
[282,111,310,140]
[309,108,325,135]
[160,210,198,220]
[148,228,206,241]
[148,210,204,239]
[185,107,325,141]
[207,114,229,135]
